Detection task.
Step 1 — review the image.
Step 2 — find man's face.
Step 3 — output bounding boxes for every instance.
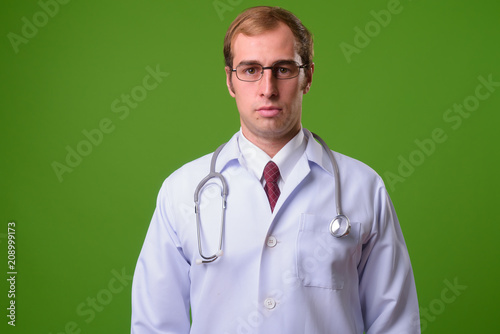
[225,23,314,146]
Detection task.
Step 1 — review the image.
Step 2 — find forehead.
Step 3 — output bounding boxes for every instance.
[231,23,299,65]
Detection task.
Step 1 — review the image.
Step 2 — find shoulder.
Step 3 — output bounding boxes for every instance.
[304,129,384,189]
[161,152,213,192]
[162,132,241,190]
[325,149,388,202]
[151,152,215,220]
[157,135,240,198]
[333,151,382,183]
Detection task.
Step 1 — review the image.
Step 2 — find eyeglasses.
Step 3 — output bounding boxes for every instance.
[231,61,308,82]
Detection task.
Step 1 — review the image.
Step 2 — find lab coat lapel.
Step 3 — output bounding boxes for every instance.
[273,156,310,214]
[272,129,334,215]
[215,130,335,218]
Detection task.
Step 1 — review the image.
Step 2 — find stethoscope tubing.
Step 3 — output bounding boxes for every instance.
[194,143,228,264]
[194,132,350,264]
[311,132,343,217]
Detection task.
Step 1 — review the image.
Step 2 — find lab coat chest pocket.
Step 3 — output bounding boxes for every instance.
[297,213,360,290]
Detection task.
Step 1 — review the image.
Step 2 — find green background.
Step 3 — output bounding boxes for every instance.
[1,0,499,333]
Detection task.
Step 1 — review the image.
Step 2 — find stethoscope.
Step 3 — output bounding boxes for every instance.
[194,132,351,264]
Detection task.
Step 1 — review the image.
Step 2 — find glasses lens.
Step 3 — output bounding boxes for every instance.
[234,61,302,81]
[236,64,263,81]
[272,61,300,79]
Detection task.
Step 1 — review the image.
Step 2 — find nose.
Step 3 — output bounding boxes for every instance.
[258,68,279,98]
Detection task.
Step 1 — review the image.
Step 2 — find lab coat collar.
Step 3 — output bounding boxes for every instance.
[213,128,335,177]
[303,128,335,176]
[212,132,242,173]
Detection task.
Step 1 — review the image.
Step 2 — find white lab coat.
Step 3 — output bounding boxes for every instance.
[131,129,420,334]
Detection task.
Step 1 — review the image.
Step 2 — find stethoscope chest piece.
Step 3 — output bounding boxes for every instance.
[330,214,351,238]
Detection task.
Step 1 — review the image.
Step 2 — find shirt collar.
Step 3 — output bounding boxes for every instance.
[212,128,335,178]
[237,128,307,183]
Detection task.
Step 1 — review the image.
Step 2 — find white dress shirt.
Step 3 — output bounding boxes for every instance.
[131,128,420,334]
[238,128,307,191]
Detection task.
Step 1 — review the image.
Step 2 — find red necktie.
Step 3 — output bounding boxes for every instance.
[263,161,281,212]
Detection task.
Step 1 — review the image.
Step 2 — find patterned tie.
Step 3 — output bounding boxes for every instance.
[263,161,281,212]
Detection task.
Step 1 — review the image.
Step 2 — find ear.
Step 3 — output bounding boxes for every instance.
[225,66,236,97]
[302,62,315,94]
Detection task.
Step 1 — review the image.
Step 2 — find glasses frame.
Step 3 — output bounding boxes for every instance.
[231,61,309,82]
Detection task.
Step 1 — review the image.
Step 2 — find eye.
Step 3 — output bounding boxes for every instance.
[245,67,257,75]
[273,62,298,78]
[238,65,261,76]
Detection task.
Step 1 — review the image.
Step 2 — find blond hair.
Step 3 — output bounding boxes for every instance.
[223,6,314,69]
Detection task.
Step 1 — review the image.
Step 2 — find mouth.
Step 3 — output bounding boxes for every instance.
[257,106,282,117]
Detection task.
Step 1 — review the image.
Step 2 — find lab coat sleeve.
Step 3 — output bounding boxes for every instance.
[131,181,191,334]
[357,179,420,334]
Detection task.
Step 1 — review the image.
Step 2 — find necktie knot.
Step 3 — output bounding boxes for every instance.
[263,161,280,184]
[263,161,280,212]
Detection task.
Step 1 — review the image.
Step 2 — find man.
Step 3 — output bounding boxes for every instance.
[131,6,419,334]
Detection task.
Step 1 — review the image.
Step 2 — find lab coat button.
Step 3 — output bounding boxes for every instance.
[266,236,277,247]
[264,298,276,309]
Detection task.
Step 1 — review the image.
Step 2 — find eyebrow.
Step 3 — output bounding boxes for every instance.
[236,59,297,67]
